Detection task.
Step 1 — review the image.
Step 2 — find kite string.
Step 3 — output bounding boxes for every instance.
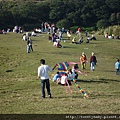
[73,79,88,98]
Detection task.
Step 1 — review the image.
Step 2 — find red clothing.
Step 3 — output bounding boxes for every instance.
[90,56,97,64]
[78,28,81,32]
[80,55,87,63]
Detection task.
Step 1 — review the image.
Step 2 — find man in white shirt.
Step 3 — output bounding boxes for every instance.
[38,59,55,98]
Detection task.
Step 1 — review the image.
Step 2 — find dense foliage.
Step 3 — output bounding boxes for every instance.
[0,0,120,31]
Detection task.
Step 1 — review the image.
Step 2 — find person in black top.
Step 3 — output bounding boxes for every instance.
[90,52,97,71]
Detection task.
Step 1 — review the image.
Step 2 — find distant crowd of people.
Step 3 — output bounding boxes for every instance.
[1,24,119,76]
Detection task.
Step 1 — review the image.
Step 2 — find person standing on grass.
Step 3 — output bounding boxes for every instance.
[90,52,97,71]
[77,37,83,44]
[38,59,55,98]
[28,37,33,52]
[115,59,120,75]
[85,30,88,37]
[27,38,30,53]
[22,34,27,41]
[80,52,87,70]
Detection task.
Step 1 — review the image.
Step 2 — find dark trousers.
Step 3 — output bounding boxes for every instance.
[30,45,33,51]
[116,69,120,75]
[41,79,51,98]
[81,62,86,70]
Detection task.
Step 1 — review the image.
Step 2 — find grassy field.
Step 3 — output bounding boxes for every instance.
[0,31,120,115]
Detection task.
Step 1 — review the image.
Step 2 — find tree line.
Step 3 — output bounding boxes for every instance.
[0,0,120,31]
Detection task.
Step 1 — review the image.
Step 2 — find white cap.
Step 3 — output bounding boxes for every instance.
[92,52,94,55]
[82,52,85,55]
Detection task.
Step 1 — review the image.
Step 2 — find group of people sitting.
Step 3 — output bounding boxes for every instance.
[53,39,63,48]
[13,26,24,33]
[34,28,42,33]
[71,34,96,44]
[48,32,63,48]
[105,33,120,40]
[72,37,83,44]
[0,29,7,34]
[116,35,120,39]
[22,30,39,39]
[86,35,96,43]
[52,64,79,85]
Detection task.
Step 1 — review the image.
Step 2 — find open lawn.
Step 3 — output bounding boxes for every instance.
[0,32,120,115]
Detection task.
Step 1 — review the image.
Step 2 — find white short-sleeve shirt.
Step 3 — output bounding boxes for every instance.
[38,65,52,80]
[61,75,67,84]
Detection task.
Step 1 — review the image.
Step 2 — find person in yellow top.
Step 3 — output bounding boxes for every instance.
[112,33,114,39]
[80,52,87,70]
[72,37,77,44]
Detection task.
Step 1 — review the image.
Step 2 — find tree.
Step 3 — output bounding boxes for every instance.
[81,4,95,27]
[109,13,117,25]
[56,19,70,29]
[0,10,14,29]
[0,0,120,30]
[49,0,66,23]
[105,0,120,12]
[116,12,120,25]
[96,19,109,29]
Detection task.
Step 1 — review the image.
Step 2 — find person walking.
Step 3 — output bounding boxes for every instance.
[90,52,97,71]
[28,37,33,52]
[115,59,120,75]
[85,30,88,37]
[80,52,87,70]
[27,38,30,53]
[38,59,55,98]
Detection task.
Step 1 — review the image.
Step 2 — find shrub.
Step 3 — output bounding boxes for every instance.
[70,26,79,33]
[23,23,40,31]
[82,27,94,32]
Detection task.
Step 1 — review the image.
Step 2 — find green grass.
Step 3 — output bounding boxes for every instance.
[0,32,120,114]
